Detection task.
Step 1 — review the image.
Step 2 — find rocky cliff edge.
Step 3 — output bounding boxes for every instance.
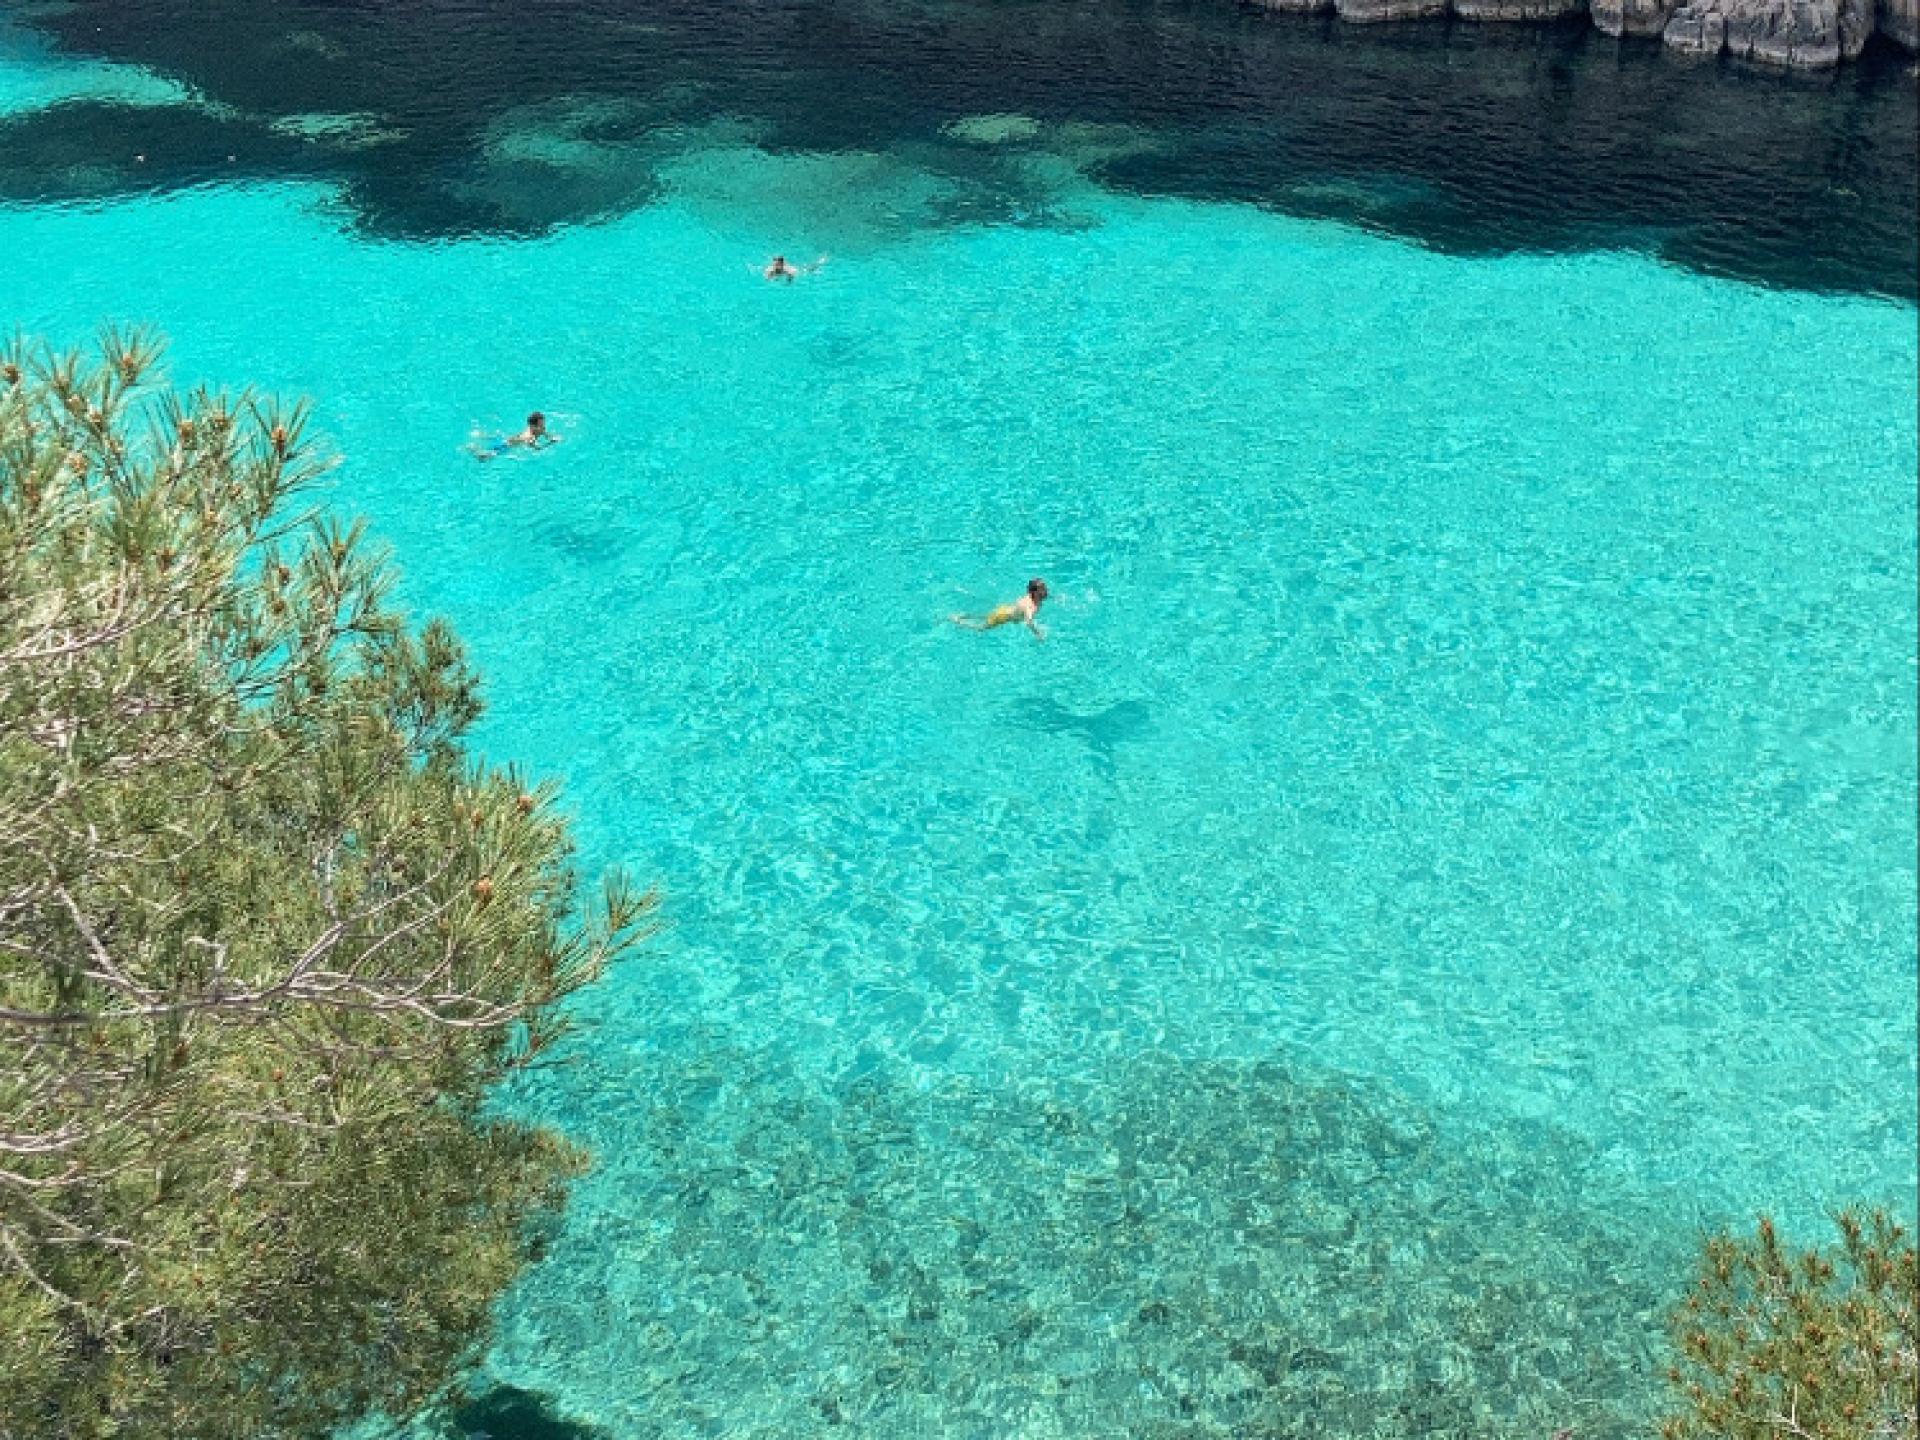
[1256,0,1919,68]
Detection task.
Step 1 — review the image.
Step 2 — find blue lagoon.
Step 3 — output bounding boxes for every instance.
[2,2,1914,1434]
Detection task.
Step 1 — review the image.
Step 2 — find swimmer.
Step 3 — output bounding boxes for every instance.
[472,411,558,461]
[510,411,555,448]
[764,254,828,282]
[951,578,1049,639]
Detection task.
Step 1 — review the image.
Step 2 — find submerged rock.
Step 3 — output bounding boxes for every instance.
[942,113,1043,145]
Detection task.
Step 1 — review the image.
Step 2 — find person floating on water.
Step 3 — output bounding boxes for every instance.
[472,411,557,461]
[764,254,827,282]
[951,578,1049,640]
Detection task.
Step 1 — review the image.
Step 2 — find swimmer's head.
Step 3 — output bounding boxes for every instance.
[527,411,546,433]
[1027,578,1049,605]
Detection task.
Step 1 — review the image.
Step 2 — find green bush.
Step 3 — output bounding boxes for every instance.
[1662,1208,1917,1440]
[0,331,651,1438]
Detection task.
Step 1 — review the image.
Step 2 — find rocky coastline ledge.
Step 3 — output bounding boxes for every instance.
[1254,0,1918,68]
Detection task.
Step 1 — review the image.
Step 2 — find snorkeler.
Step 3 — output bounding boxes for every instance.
[472,411,558,461]
[951,578,1049,639]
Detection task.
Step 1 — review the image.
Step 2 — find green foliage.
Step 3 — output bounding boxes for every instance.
[1661,1208,1918,1440]
[0,331,652,1438]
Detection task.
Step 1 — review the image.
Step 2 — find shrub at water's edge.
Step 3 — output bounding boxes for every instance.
[0,331,652,1439]
[1661,1208,1917,1440]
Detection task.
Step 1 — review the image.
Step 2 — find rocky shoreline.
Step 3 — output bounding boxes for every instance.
[1254,0,1918,68]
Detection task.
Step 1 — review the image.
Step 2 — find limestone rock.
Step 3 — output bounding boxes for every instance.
[1455,0,1585,18]
[1662,2,1728,47]
[1877,0,1917,46]
[1591,0,1679,35]
[1838,0,1879,52]
[1661,0,1874,63]
[1334,0,1450,20]
[1249,0,1897,65]
[1885,0,1920,45]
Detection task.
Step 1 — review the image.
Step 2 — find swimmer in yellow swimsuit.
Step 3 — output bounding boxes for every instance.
[951,578,1049,639]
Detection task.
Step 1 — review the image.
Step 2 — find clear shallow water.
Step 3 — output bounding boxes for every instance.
[2,7,1916,1437]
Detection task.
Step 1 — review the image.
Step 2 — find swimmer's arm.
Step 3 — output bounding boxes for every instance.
[1026,616,1047,641]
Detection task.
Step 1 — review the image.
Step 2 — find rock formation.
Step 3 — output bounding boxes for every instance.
[1334,0,1450,20]
[1454,0,1587,20]
[1663,0,1877,62]
[1590,0,1681,35]
[1882,0,1920,46]
[1258,0,1914,66]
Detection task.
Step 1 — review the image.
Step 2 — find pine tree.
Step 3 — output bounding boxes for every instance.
[1662,1208,1918,1440]
[0,331,651,1438]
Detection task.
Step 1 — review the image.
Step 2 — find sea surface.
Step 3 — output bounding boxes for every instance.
[2,2,1915,1436]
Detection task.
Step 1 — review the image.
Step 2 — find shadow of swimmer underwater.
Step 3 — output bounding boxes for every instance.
[440,1384,610,1440]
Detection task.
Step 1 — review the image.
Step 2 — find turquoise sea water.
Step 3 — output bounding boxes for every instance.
[2,17,1916,1436]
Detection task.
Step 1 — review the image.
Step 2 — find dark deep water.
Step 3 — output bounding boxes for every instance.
[3,0,1916,298]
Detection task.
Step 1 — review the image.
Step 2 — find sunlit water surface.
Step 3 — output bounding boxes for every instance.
[2,3,1915,1435]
